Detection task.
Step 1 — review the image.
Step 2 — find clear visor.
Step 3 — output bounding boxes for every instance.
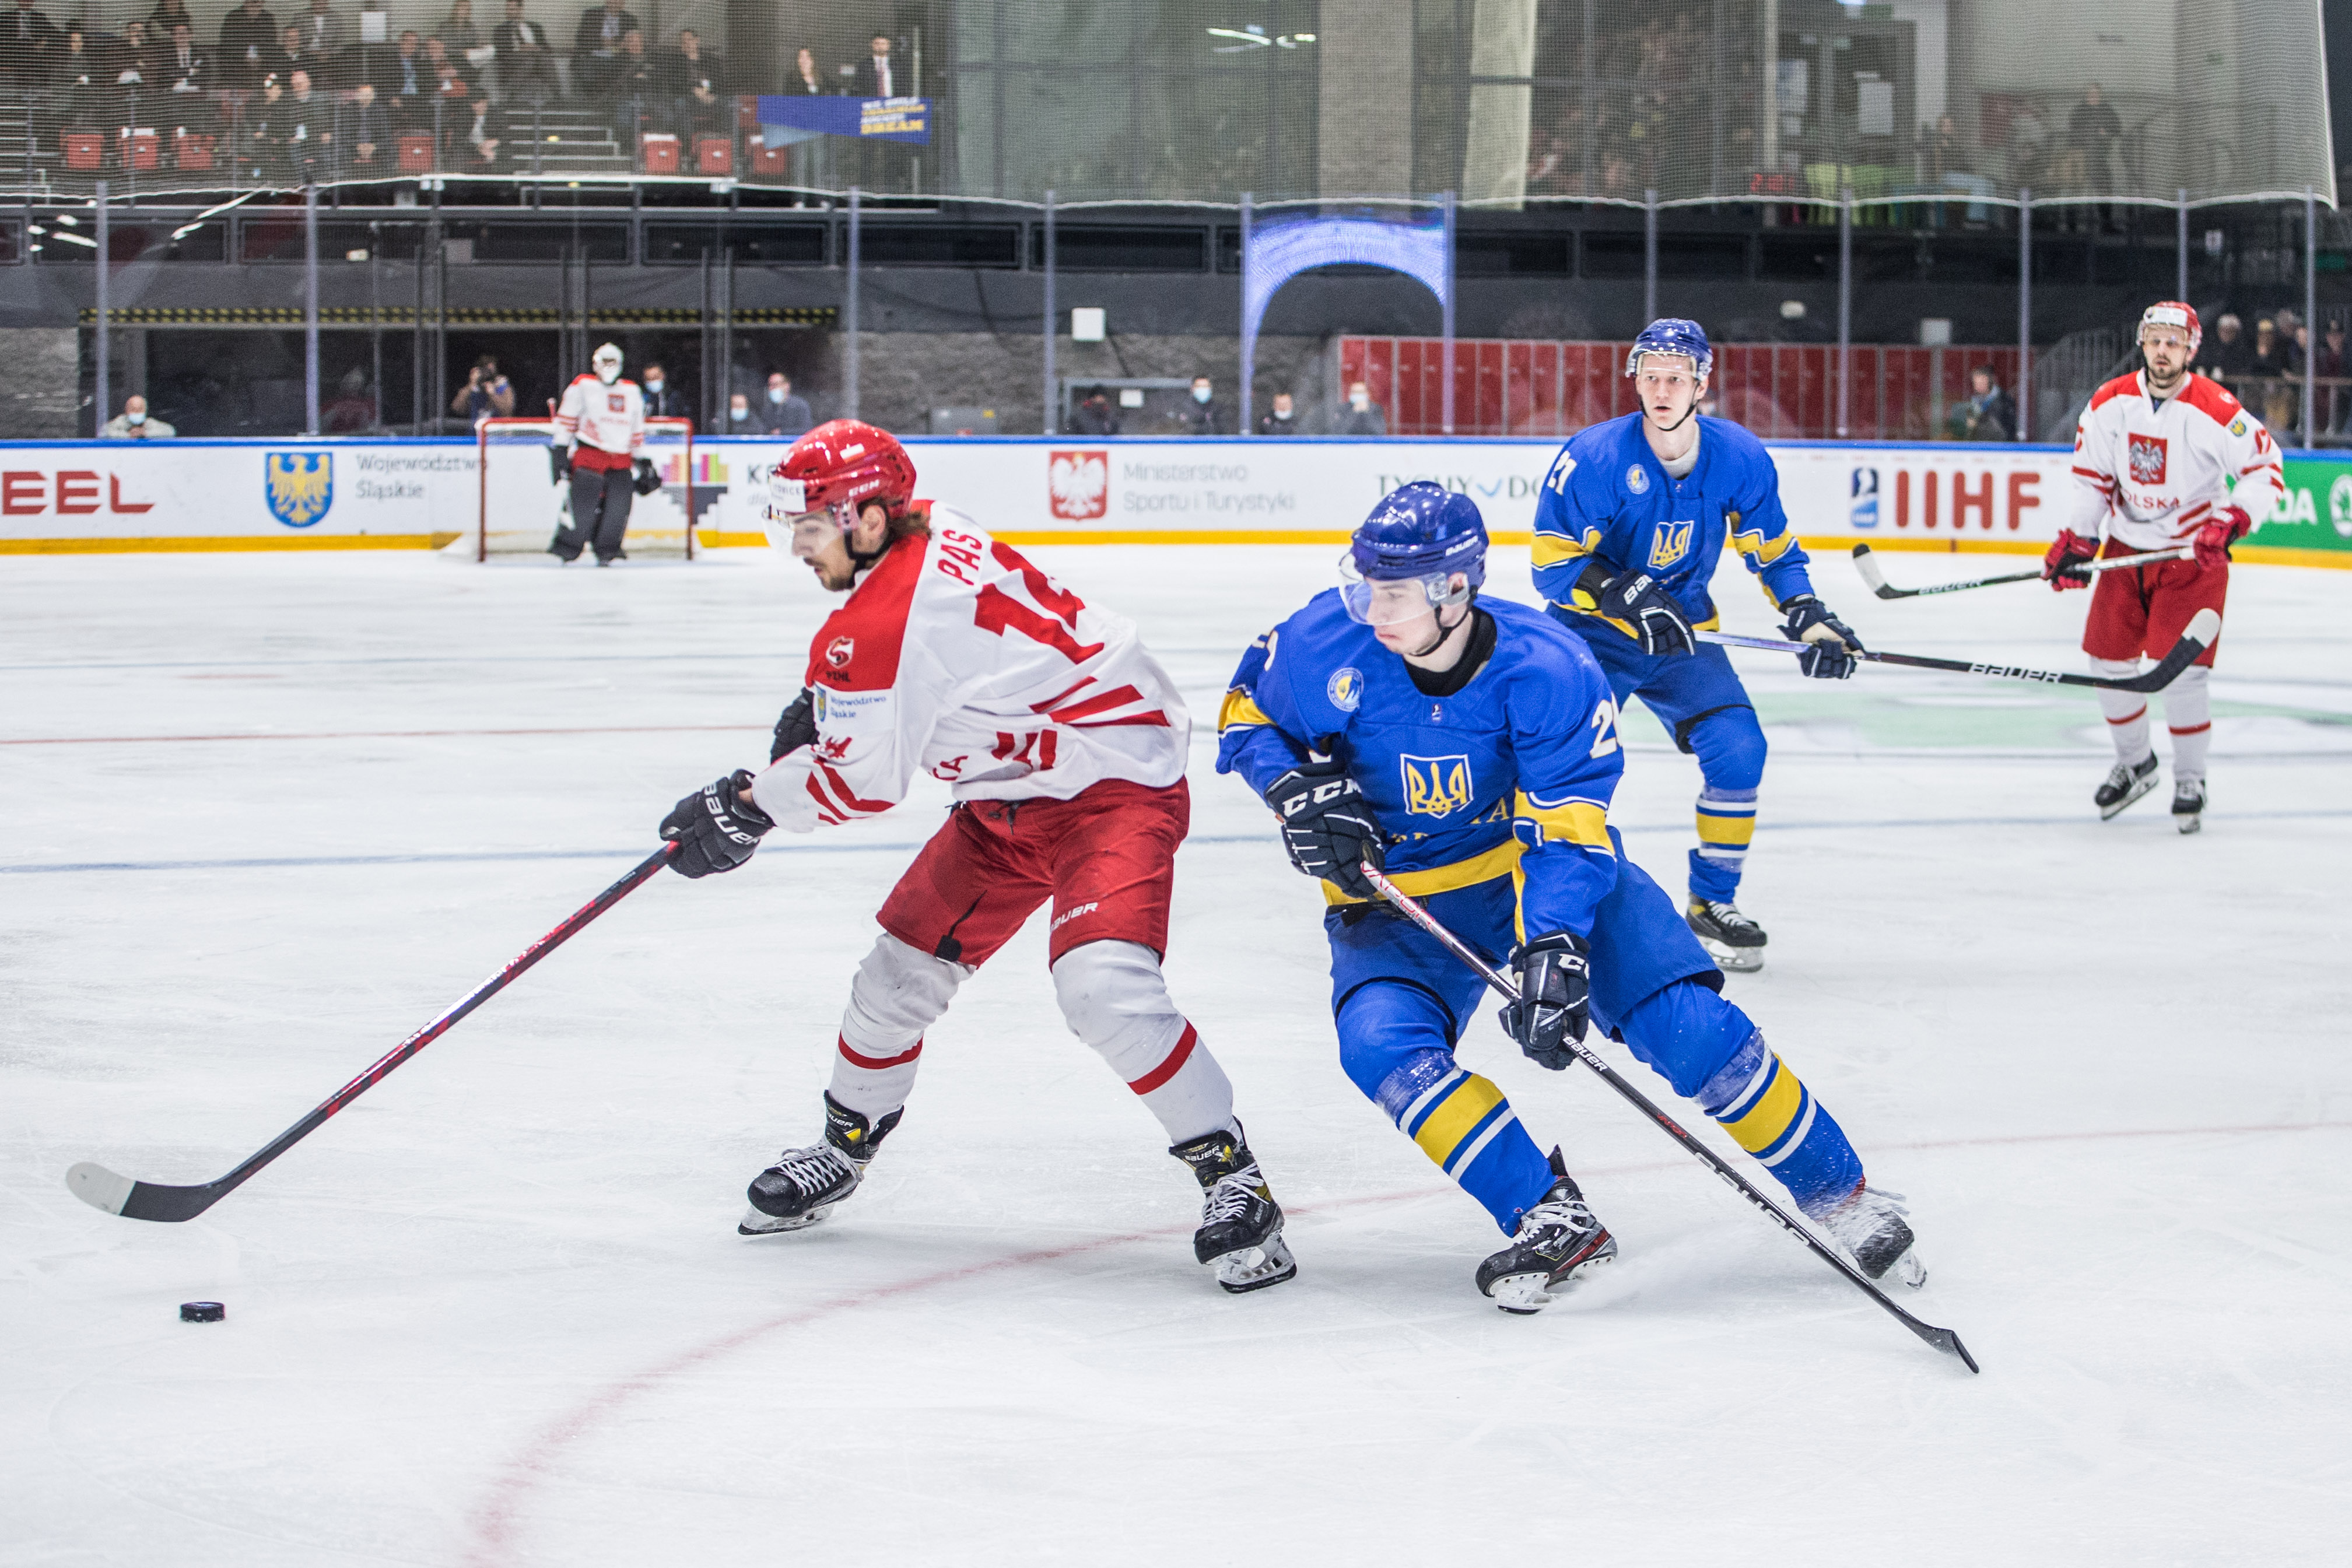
[1338,554,1469,626]
[762,503,853,555]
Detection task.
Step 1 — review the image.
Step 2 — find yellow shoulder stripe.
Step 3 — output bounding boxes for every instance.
[1217,687,1274,734]
[1530,527,1601,570]
[1513,792,1610,850]
[1733,527,1796,566]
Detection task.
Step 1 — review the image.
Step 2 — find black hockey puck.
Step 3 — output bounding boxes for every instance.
[179,1301,225,1323]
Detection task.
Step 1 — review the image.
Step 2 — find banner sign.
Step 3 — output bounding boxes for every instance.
[755,95,930,146]
[5,437,2347,560]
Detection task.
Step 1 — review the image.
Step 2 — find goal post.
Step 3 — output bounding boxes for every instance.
[472,416,699,561]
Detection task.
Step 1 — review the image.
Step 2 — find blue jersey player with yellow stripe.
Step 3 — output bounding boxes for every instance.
[1217,482,1923,1310]
[1533,319,1863,971]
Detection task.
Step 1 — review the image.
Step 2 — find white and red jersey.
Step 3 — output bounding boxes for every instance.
[749,507,1189,833]
[2068,371,2286,552]
[553,373,646,466]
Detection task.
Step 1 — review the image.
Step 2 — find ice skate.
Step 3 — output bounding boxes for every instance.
[2095,753,2160,820]
[1170,1125,1297,1293]
[739,1093,902,1236]
[1476,1149,1618,1314]
[1687,898,1766,973]
[1820,1183,1926,1288]
[2172,778,2206,834]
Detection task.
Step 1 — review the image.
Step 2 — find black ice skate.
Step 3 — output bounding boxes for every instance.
[738,1092,903,1236]
[2172,778,2206,834]
[1820,1183,1926,1288]
[2095,753,2161,820]
[1476,1149,1618,1314]
[1170,1124,1297,1294]
[1687,899,1766,973]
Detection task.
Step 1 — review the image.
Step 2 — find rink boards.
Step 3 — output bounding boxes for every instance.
[3,435,2350,566]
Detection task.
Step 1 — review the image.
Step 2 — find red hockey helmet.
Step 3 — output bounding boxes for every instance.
[2140,301,2202,357]
[767,419,918,531]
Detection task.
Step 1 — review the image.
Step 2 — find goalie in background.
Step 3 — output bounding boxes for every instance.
[550,342,647,566]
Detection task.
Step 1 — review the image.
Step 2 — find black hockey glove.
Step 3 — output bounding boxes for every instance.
[660,769,774,878]
[550,446,574,483]
[1582,562,1694,657]
[1779,595,1863,680]
[769,686,817,762]
[1263,761,1384,901]
[1499,931,1591,1070]
[631,458,662,496]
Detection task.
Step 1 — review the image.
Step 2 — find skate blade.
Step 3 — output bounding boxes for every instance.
[1696,935,1766,974]
[1484,1248,1614,1315]
[2099,777,2159,820]
[2175,813,2203,834]
[1212,1234,1298,1294]
[1892,1250,1928,1290]
[737,1202,837,1236]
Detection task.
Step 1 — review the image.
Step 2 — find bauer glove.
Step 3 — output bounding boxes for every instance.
[2042,529,2097,591]
[1779,595,1863,680]
[1263,761,1384,902]
[660,769,774,878]
[1501,931,1591,1070]
[1581,562,1694,657]
[2193,505,2252,570]
[770,686,816,762]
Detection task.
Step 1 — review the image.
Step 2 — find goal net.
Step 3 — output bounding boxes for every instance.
[471,417,700,560]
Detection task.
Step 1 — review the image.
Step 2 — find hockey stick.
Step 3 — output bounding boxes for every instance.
[65,843,678,1223]
[1852,542,2192,599]
[1359,864,1979,1374]
[1698,606,2216,694]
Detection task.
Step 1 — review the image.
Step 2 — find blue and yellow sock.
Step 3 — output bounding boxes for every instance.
[1375,1052,1556,1233]
[1694,1030,1863,1218]
[1688,787,1758,905]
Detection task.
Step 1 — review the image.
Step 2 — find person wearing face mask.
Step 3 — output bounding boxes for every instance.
[637,360,686,420]
[762,371,813,437]
[102,394,176,438]
[1181,374,1226,436]
[550,342,646,564]
[724,390,755,432]
[1256,390,1301,437]
[1335,378,1387,437]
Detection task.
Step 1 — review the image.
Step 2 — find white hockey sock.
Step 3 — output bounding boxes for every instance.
[2092,659,2154,764]
[1051,939,1236,1146]
[825,932,969,1125]
[2164,665,2213,783]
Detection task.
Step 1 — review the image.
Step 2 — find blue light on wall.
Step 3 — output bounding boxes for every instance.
[1239,201,1455,436]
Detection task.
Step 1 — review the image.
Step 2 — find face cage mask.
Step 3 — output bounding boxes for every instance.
[594,358,622,385]
[1337,553,1475,627]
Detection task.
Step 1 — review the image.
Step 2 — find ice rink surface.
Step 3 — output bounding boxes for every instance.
[5,538,2350,1566]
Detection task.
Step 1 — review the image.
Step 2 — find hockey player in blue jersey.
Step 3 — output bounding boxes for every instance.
[1532,318,1863,972]
[1217,482,1922,1310]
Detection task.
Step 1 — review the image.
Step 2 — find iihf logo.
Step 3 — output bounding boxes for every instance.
[1625,464,1650,494]
[1327,667,1364,711]
[1850,466,1880,529]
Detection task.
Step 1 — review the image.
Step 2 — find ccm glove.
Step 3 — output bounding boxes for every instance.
[632,458,663,497]
[1500,931,1592,1070]
[1582,563,1695,657]
[1779,594,1863,680]
[660,769,774,879]
[1263,760,1384,901]
[2042,529,2098,590]
[2193,504,2252,569]
[770,686,816,762]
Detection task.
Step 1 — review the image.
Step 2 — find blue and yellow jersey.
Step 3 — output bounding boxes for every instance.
[1531,412,1816,637]
[1214,592,1624,941]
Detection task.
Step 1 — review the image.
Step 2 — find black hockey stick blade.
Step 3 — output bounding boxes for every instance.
[2104,607,2220,693]
[65,844,676,1223]
[1361,864,1980,1373]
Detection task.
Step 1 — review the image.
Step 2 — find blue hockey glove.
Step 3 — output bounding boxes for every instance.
[1263,761,1384,901]
[660,769,774,878]
[1584,563,1695,657]
[1501,931,1591,1069]
[1780,595,1863,679]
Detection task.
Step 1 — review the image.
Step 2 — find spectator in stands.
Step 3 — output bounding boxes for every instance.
[323,367,375,433]
[271,23,312,85]
[2066,82,2122,227]
[148,0,193,37]
[111,20,156,93]
[1069,385,1120,436]
[2202,313,2251,384]
[381,31,426,127]
[1256,390,1301,436]
[666,27,720,138]
[422,36,475,93]
[784,42,825,94]
[3,0,59,93]
[462,87,498,163]
[103,394,175,438]
[1334,379,1387,436]
[572,0,636,97]
[282,65,331,178]
[240,71,283,178]
[2310,319,2347,437]
[493,0,563,101]
[763,371,812,436]
[46,25,98,133]
[723,389,755,431]
[164,21,206,97]
[296,0,341,54]
[436,0,481,57]
[2250,316,2294,431]
[857,31,896,97]
[640,362,686,420]
[453,355,514,426]
[218,0,278,89]
[1946,366,2015,442]
[609,27,655,141]
[2007,101,2049,191]
[345,79,384,165]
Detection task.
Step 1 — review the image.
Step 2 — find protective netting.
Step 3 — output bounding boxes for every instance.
[0,0,2330,209]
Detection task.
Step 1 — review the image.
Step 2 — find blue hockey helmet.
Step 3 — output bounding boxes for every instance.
[1340,482,1487,626]
[1625,317,1713,380]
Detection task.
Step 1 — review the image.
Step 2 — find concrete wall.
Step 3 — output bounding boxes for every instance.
[0,329,83,438]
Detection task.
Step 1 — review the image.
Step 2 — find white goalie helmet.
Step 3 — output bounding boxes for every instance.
[591,342,624,384]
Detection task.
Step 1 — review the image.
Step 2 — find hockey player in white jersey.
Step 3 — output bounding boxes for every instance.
[549,342,648,565]
[2045,301,2286,831]
[654,420,1295,1293]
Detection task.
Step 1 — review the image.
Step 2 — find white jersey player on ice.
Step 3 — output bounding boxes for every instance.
[549,342,649,566]
[2045,301,2286,832]
[654,420,1296,1293]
